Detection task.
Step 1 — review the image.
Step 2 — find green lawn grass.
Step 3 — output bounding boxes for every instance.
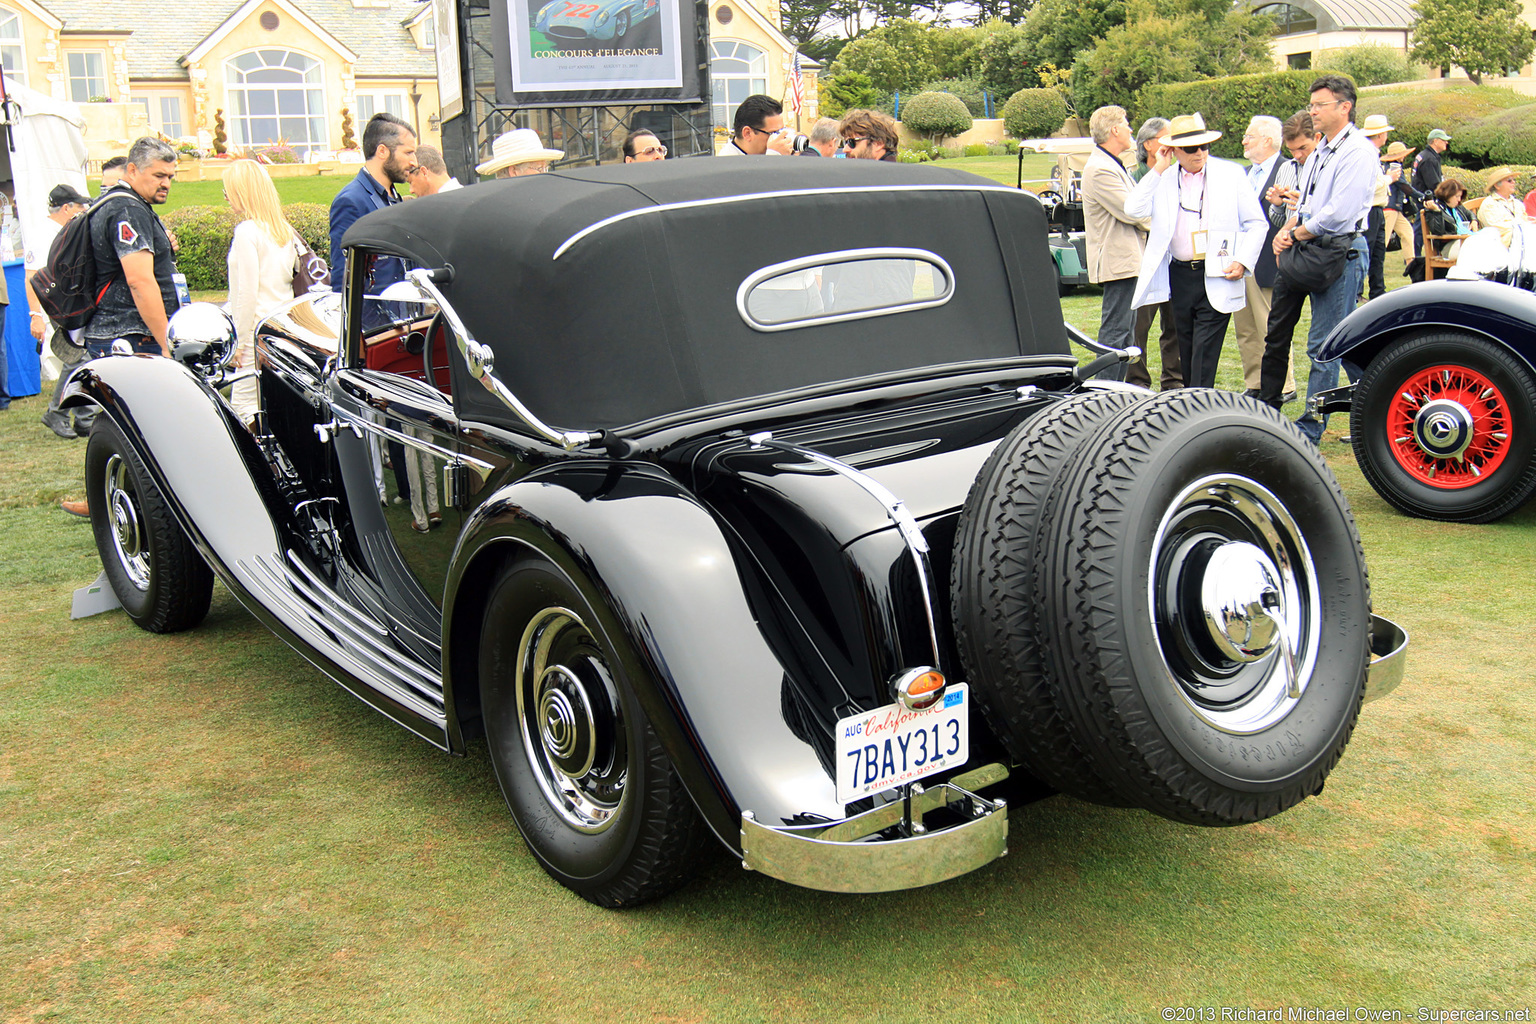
[3,197,1534,1021]
[90,172,357,214]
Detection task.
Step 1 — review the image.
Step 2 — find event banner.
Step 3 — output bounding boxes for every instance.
[492,0,702,106]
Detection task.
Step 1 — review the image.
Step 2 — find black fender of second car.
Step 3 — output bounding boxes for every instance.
[441,459,848,852]
[1317,279,1536,371]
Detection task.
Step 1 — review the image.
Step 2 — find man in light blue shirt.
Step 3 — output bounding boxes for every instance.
[1260,74,1377,444]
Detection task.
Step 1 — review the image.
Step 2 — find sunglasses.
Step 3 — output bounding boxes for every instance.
[638,145,667,157]
[841,136,868,149]
[1177,144,1210,153]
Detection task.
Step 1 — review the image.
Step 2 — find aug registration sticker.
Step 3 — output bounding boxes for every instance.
[834,684,969,805]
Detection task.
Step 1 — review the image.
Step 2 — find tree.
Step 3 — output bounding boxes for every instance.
[1315,43,1417,87]
[819,70,882,119]
[829,19,941,93]
[975,20,1036,96]
[1021,0,1127,72]
[1409,0,1534,85]
[1069,0,1271,112]
[901,91,975,141]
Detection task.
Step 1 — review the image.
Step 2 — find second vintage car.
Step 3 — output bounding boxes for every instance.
[65,159,1407,907]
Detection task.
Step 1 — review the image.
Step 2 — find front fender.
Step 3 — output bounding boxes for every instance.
[443,463,844,855]
[60,356,286,569]
[1318,279,1536,371]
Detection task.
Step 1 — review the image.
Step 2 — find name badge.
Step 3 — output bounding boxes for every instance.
[1190,231,1207,259]
[171,272,191,310]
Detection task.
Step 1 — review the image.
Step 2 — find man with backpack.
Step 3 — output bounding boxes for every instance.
[57,138,187,517]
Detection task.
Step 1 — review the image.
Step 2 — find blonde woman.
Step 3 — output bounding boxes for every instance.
[223,159,299,425]
[1477,167,1530,249]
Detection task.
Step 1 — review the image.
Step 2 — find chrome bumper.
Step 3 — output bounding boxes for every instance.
[1365,613,1409,703]
[740,764,1009,893]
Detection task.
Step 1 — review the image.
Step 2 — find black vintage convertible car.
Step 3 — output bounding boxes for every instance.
[64,160,1407,907]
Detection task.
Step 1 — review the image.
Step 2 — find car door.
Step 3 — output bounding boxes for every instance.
[324,253,461,669]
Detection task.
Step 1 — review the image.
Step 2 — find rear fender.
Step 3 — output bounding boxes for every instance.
[1318,280,1536,373]
[443,463,844,854]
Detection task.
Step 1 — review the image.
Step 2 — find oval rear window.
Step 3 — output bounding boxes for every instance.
[738,248,954,332]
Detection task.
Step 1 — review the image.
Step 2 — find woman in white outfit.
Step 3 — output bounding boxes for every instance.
[223,159,299,426]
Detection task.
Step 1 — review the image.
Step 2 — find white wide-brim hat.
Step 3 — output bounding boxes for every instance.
[1159,113,1222,148]
[476,128,565,175]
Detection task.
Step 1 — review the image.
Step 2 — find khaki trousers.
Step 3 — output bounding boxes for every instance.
[1232,274,1296,395]
[1383,208,1416,266]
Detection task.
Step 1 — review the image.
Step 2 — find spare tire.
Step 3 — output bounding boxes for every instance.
[952,387,1148,804]
[1038,390,1371,826]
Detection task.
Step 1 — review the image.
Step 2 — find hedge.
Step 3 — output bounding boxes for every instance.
[1441,164,1536,200]
[1134,70,1318,160]
[900,90,974,140]
[1002,88,1069,140]
[163,202,331,292]
[1450,104,1536,167]
[1354,86,1532,161]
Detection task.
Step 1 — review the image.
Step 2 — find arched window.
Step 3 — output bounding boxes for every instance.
[225,49,328,159]
[1255,3,1318,35]
[711,40,767,134]
[0,7,25,85]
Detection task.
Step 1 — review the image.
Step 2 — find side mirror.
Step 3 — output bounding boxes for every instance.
[168,302,237,377]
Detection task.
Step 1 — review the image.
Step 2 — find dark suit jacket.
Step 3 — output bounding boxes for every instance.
[328,168,401,290]
[1251,156,1285,289]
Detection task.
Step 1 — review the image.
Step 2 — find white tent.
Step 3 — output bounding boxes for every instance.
[3,74,89,269]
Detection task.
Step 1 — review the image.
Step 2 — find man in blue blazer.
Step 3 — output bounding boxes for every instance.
[328,112,417,290]
[1128,113,1267,390]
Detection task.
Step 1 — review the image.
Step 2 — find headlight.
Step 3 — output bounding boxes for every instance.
[596,9,610,22]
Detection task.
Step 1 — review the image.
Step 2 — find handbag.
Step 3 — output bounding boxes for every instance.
[292,234,331,296]
[1277,232,1353,292]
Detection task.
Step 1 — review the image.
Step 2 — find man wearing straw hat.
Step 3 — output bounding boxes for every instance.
[1127,113,1266,390]
[1361,113,1394,300]
[476,128,565,178]
[1260,74,1377,443]
[1381,140,1419,277]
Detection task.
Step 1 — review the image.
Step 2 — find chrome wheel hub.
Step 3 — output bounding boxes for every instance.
[1411,398,1475,461]
[104,453,151,591]
[516,607,626,833]
[1151,475,1321,734]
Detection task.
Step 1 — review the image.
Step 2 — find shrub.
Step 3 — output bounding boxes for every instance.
[340,108,357,151]
[964,142,990,157]
[1314,44,1418,88]
[1355,85,1531,159]
[1135,70,1317,160]
[213,110,228,156]
[1448,104,1536,167]
[901,91,974,141]
[257,143,301,164]
[1002,87,1069,140]
[902,137,942,161]
[163,201,331,291]
[1441,165,1488,199]
[921,76,989,117]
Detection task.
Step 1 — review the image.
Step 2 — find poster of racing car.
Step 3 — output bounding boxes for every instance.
[531,0,660,47]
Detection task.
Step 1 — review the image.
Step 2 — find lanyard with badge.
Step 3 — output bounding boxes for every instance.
[1180,169,1208,259]
[1298,124,1351,222]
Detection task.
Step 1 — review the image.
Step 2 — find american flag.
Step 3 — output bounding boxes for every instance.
[789,52,804,117]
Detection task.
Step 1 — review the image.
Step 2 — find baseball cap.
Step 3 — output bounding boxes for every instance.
[1427,129,1452,142]
[48,183,91,207]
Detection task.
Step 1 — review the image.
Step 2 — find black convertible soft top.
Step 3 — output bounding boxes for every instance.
[342,159,1070,430]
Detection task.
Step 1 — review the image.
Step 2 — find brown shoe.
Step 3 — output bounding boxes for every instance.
[61,499,90,518]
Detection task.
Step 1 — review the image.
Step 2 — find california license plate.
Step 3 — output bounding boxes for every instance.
[834,684,969,805]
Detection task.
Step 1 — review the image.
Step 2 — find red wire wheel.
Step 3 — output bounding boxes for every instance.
[1385,363,1512,489]
[1350,331,1536,523]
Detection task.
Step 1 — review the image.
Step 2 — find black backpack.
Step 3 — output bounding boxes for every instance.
[30,191,135,333]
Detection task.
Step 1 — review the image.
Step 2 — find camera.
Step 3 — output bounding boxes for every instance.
[789,133,811,154]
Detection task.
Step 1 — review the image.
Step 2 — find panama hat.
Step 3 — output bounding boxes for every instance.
[1381,141,1414,162]
[475,129,564,176]
[1361,114,1394,136]
[1159,113,1221,148]
[1485,165,1519,188]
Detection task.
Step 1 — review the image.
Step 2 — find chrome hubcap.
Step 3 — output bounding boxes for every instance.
[104,454,151,591]
[516,607,626,833]
[1151,475,1320,735]
[1411,398,1475,461]
[1200,542,1283,663]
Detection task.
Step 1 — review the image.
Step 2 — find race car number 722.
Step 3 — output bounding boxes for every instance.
[552,2,599,17]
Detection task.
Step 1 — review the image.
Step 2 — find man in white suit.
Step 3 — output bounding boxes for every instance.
[1128,114,1267,390]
